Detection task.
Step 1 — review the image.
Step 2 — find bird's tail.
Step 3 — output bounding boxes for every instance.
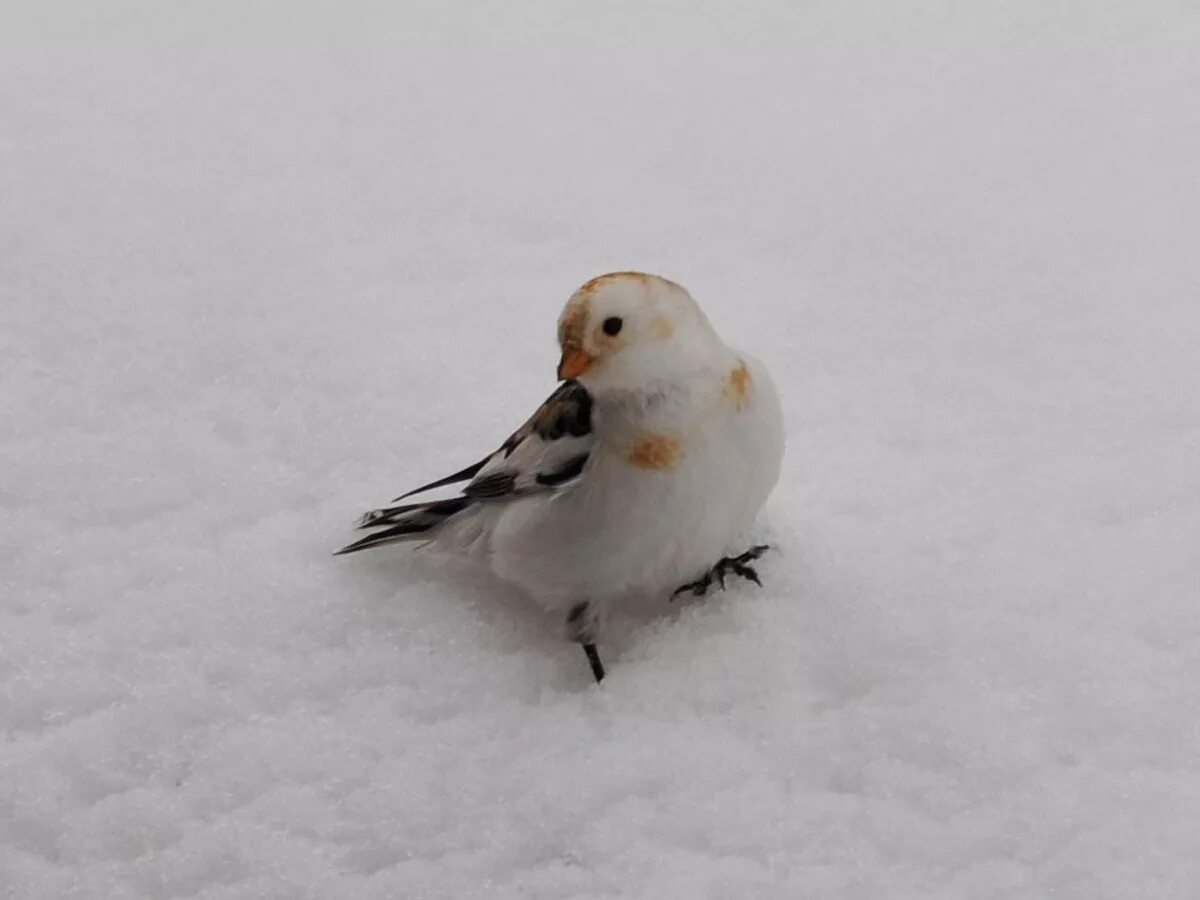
[333,496,475,556]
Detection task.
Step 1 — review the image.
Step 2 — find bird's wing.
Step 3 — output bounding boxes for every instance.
[462,378,594,499]
[351,380,595,533]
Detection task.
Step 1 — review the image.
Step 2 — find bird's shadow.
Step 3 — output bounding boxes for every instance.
[337,539,783,686]
[338,553,713,682]
[347,549,549,646]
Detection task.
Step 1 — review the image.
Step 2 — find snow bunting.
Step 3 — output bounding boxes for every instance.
[336,272,784,682]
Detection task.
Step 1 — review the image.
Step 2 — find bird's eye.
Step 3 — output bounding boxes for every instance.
[602,316,623,336]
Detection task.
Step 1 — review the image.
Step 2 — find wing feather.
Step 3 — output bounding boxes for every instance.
[337,381,595,555]
[391,459,488,502]
[463,380,594,499]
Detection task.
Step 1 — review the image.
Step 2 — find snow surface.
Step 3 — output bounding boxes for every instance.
[4,2,1200,897]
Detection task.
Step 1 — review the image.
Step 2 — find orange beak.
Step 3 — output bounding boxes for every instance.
[557,347,593,380]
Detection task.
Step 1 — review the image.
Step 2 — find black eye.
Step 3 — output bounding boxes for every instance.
[602,316,623,336]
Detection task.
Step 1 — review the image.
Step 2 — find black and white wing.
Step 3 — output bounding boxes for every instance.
[334,380,594,555]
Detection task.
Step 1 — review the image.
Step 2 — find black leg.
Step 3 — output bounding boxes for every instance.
[673,544,771,598]
[582,643,606,682]
[566,601,605,683]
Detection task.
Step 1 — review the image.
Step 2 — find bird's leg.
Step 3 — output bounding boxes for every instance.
[581,643,605,683]
[566,601,605,683]
[672,544,771,599]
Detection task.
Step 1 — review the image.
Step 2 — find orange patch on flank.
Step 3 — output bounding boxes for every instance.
[724,360,753,409]
[627,433,683,470]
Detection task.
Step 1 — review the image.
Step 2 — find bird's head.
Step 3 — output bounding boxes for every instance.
[555,272,722,393]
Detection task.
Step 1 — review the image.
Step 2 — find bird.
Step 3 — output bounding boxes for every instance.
[335,272,785,682]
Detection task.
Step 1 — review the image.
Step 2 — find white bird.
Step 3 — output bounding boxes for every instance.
[336,272,784,681]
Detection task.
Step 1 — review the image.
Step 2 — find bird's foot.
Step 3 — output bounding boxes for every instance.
[672,544,771,598]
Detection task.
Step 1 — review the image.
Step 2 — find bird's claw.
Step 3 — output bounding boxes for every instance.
[672,544,770,599]
[730,560,762,587]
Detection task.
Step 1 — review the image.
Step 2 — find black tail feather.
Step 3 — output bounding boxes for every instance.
[335,496,474,556]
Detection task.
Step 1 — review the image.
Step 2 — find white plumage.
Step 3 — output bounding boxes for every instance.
[338,272,784,680]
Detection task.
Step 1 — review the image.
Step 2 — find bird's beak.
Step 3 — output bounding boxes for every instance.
[557,347,593,380]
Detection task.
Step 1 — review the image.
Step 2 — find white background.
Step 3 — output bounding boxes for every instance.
[3,2,1199,897]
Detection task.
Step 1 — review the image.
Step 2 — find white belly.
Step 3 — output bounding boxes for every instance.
[489,356,784,610]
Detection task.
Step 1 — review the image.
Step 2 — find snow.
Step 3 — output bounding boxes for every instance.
[4,1,1200,897]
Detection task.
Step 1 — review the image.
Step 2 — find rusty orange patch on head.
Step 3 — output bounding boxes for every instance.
[724,360,753,409]
[577,271,654,297]
[651,314,675,340]
[558,295,591,351]
[627,433,683,470]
